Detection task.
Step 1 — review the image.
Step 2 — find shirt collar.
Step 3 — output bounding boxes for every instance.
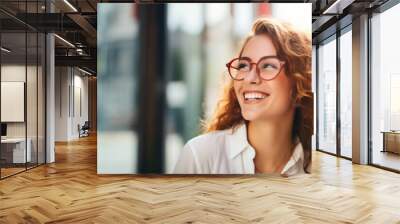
[226,123,304,173]
[281,141,304,175]
[226,123,249,159]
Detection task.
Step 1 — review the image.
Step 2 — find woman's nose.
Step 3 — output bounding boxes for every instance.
[244,65,261,84]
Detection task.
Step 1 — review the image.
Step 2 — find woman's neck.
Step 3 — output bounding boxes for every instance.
[247,110,295,174]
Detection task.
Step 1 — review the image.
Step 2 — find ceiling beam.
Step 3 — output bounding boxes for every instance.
[55,55,96,71]
[67,13,97,46]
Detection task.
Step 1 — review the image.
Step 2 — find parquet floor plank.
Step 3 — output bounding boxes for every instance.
[1,134,400,223]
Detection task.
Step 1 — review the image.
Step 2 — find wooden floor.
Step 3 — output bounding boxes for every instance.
[372,150,400,171]
[1,163,45,178]
[0,167,26,178]
[1,134,400,223]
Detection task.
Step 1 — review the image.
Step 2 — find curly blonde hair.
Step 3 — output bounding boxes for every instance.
[203,18,313,173]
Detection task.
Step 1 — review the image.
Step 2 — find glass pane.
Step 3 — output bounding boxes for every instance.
[165,3,205,173]
[317,37,337,154]
[97,4,139,174]
[1,30,27,177]
[371,4,400,171]
[339,29,352,158]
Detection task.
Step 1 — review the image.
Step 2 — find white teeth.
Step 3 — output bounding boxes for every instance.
[244,92,268,100]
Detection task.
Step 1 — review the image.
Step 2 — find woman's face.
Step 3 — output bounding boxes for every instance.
[233,34,294,122]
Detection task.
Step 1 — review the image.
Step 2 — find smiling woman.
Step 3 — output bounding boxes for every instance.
[173,18,312,176]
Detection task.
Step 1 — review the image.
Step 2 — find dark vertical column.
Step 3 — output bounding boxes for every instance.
[72,68,75,118]
[367,10,372,165]
[137,4,167,173]
[315,44,319,150]
[69,69,71,118]
[25,0,28,171]
[36,0,39,167]
[336,28,341,157]
[0,18,2,179]
[44,1,47,164]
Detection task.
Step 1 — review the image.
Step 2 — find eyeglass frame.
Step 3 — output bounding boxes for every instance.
[225,55,286,81]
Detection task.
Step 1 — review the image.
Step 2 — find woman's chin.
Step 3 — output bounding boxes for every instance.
[241,110,264,121]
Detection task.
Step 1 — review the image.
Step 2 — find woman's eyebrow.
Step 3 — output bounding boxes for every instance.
[238,56,251,60]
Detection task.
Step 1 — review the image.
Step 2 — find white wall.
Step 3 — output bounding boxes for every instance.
[1,63,47,164]
[55,67,89,141]
[1,82,25,122]
[1,65,26,131]
[1,65,38,138]
[1,65,27,146]
[55,67,68,141]
[73,73,89,137]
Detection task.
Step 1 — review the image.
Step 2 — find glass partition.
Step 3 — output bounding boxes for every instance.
[1,30,28,178]
[371,3,400,171]
[339,27,352,158]
[317,35,337,155]
[0,1,46,179]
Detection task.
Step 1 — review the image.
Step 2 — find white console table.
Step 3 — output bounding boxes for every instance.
[1,138,32,163]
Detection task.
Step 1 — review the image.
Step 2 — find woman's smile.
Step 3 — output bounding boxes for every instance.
[242,90,270,104]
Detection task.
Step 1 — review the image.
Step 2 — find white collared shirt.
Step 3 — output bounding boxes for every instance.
[173,123,305,176]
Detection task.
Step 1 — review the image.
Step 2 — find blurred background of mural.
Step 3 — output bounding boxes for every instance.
[97,3,311,174]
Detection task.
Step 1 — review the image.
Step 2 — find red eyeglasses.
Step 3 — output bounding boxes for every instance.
[226,56,285,81]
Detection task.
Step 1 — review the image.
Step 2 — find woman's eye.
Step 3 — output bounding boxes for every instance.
[261,63,277,70]
[238,63,249,70]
